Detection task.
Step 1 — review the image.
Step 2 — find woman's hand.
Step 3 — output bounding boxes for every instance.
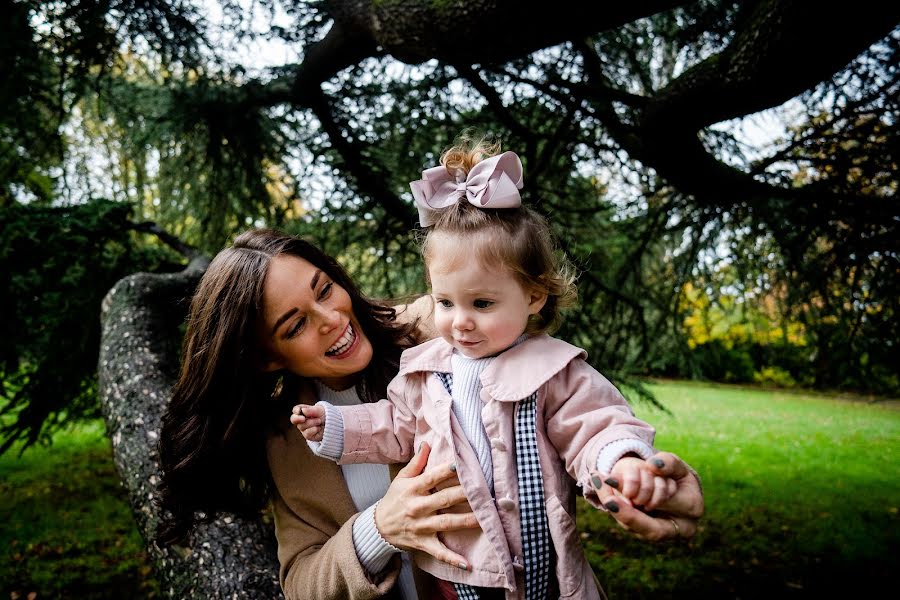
[591,452,704,542]
[374,442,481,570]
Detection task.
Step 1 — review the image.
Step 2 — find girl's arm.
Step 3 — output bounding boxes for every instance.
[543,359,657,509]
[338,373,422,465]
[292,373,423,466]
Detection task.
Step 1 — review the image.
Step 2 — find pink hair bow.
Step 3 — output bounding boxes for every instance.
[410,151,523,227]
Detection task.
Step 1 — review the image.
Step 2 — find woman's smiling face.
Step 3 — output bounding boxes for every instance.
[259,254,373,390]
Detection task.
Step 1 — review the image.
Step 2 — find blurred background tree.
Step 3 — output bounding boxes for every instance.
[2,0,898,452]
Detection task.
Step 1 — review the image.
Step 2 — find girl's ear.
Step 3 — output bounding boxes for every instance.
[527,289,548,315]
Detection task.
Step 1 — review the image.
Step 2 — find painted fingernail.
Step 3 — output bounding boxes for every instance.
[449,463,457,472]
[604,477,619,489]
[418,441,424,453]
[590,475,603,489]
[605,501,620,513]
[458,562,468,570]
[652,458,665,468]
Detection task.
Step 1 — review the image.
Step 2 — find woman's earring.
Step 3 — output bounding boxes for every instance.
[270,375,284,400]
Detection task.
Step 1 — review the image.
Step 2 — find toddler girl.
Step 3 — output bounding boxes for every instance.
[292,137,674,600]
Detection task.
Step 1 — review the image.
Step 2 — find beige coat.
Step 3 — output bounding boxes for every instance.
[265,296,437,600]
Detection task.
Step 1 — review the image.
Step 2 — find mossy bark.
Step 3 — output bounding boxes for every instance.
[97,258,283,598]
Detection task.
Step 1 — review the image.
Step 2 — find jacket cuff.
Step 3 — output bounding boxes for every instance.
[307,401,345,461]
[595,438,656,476]
[351,502,401,576]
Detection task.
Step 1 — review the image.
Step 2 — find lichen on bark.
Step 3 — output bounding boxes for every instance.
[98,258,283,598]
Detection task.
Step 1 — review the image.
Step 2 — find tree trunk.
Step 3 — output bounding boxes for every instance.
[97,259,284,599]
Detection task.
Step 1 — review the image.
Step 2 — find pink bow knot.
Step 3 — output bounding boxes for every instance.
[410,151,524,227]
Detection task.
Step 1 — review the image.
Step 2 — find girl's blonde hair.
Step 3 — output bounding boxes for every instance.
[421,134,577,335]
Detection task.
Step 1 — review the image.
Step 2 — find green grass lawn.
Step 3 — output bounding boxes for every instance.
[579,381,900,598]
[0,421,159,599]
[1,382,898,599]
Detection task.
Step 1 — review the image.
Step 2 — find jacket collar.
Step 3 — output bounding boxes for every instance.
[399,335,586,401]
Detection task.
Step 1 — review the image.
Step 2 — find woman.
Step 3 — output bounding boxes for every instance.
[156,228,703,600]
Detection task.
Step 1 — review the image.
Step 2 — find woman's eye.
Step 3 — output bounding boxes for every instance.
[319,281,333,300]
[287,317,306,338]
[474,299,493,309]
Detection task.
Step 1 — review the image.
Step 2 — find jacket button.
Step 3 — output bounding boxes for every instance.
[490,438,506,452]
[497,497,516,511]
[512,556,524,571]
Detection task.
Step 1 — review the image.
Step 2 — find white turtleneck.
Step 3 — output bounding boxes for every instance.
[312,381,418,600]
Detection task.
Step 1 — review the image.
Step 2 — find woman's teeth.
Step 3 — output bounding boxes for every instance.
[326,325,355,356]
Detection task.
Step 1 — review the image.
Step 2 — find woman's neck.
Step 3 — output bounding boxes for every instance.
[316,375,358,392]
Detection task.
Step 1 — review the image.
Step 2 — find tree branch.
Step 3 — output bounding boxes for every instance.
[575,13,900,230]
[643,0,900,130]
[455,64,531,139]
[99,259,284,598]
[131,221,201,260]
[362,0,690,65]
[306,88,416,229]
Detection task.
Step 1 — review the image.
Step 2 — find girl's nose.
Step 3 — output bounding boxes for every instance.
[453,310,474,331]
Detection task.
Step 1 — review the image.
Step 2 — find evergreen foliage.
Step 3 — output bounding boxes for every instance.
[0,199,180,452]
[2,0,897,450]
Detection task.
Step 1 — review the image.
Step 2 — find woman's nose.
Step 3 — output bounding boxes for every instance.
[317,307,342,333]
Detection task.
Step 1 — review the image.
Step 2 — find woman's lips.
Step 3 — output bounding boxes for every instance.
[327,324,360,359]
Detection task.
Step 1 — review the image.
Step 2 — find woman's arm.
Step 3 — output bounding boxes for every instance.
[271,489,401,600]
[268,424,480,600]
[267,425,400,600]
[374,443,479,570]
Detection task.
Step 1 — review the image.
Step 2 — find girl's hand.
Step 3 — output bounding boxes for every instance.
[645,452,705,518]
[591,452,704,541]
[374,442,480,571]
[606,456,677,512]
[290,404,326,442]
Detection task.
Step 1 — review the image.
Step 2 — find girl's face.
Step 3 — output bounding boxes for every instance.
[259,254,373,390]
[428,247,546,359]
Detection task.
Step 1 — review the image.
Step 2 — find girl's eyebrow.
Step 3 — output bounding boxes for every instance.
[271,269,322,335]
[434,287,499,295]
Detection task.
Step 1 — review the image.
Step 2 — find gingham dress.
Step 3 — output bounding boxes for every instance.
[436,372,552,600]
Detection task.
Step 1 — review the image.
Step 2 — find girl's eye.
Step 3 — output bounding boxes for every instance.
[474,299,493,309]
[437,299,453,308]
[319,281,333,300]
[287,317,306,338]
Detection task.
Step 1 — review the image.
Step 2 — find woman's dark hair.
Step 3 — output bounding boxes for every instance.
[155,228,418,545]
